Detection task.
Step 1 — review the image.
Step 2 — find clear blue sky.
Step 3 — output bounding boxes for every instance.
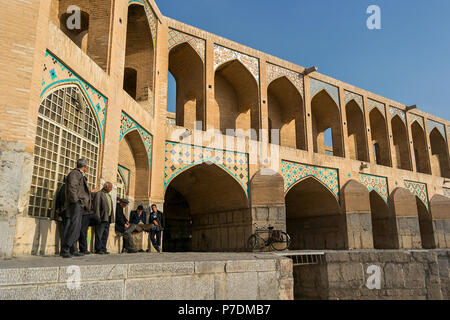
[160,0,450,121]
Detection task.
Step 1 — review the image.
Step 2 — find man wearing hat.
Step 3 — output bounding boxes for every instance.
[114,198,137,253]
[128,204,155,252]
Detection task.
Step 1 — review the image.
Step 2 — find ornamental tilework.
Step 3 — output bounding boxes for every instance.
[41,51,107,140]
[427,119,446,141]
[389,106,406,125]
[128,0,158,46]
[309,78,340,108]
[266,63,304,95]
[214,44,259,83]
[344,90,364,113]
[168,29,205,62]
[368,98,386,118]
[164,142,249,195]
[408,113,424,129]
[359,173,388,204]
[404,180,429,210]
[119,112,153,168]
[118,165,130,193]
[281,160,339,199]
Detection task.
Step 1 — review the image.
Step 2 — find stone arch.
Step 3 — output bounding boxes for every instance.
[213,59,259,138]
[285,177,346,250]
[123,4,155,111]
[163,163,251,252]
[411,121,431,174]
[267,77,306,150]
[429,128,450,178]
[415,196,435,249]
[345,99,369,161]
[169,42,204,130]
[118,130,150,209]
[389,187,422,248]
[369,108,391,166]
[369,190,398,249]
[391,114,412,170]
[51,0,112,71]
[29,85,101,218]
[430,194,450,248]
[340,180,374,249]
[311,89,343,157]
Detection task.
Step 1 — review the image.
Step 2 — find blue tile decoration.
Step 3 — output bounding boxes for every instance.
[408,113,424,129]
[128,0,158,47]
[344,90,364,113]
[119,112,153,168]
[164,141,249,195]
[214,44,260,83]
[368,98,386,118]
[427,119,446,141]
[118,165,130,193]
[41,51,107,140]
[309,78,340,108]
[281,160,339,199]
[404,180,429,210]
[266,63,303,95]
[389,106,406,125]
[359,173,388,204]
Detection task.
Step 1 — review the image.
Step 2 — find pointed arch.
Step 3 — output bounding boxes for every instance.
[370,107,391,166]
[168,42,205,130]
[213,59,260,138]
[429,127,450,178]
[391,114,412,170]
[345,99,369,161]
[285,176,345,250]
[267,76,306,149]
[415,195,435,248]
[311,89,343,157]
[411,121,431,174]
[369,190,398,249]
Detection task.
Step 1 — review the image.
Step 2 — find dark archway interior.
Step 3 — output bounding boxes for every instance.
[391,116,411,170]
[285,177,345,249]
[411,122,431,174]
[416,198,435,249]
[163,163,250,252]
[369,191,398,249]
[369,109,390,167]
[345,100,368,162]
[430,128,450,178]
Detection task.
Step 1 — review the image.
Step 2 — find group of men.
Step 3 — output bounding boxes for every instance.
[56,158,165,258]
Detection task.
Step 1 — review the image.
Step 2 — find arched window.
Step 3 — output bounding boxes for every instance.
[29,86,100,218]
[117,171,126,200]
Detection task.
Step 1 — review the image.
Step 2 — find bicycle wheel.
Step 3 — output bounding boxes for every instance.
[270,232,291,251]
[248,234,264,251]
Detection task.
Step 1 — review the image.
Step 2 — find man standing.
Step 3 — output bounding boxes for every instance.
[61,159,92,258]
[114,198,137,253]
[148,204,165,253]
[93,182,114,254]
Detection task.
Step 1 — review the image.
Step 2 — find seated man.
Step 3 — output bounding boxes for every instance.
[129,205,155,252]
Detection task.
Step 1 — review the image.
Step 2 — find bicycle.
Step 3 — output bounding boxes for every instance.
[247,224,291,251]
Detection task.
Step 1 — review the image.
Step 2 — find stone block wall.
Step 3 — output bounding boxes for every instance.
[293,250,449,300]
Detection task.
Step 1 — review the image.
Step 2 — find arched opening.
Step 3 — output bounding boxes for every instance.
[369,191,398,249]
[285,177,346,249]
[168,43,204,130]
[311,90,343,157]
[391,116,412,170]
[416,198,435,249]
[123,68,137,100]
[118,130,150,209]
[429,128,450,178]
[369,109,390,166]
[345,100,368,161]
[213,60,259,139]
[29,85,100,218]
[267,77,305,149]
[411,122,430,174]
[53,0,111,71]
[163,163,250,252]
[123,4,155,111]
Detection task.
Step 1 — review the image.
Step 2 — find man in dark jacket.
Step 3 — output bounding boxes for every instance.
[55,177,70,250]
[148,204,165,253]
[93,182,114,254]
[129,205,155,252]
[115,198,137,253]
[61,159,92,258]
